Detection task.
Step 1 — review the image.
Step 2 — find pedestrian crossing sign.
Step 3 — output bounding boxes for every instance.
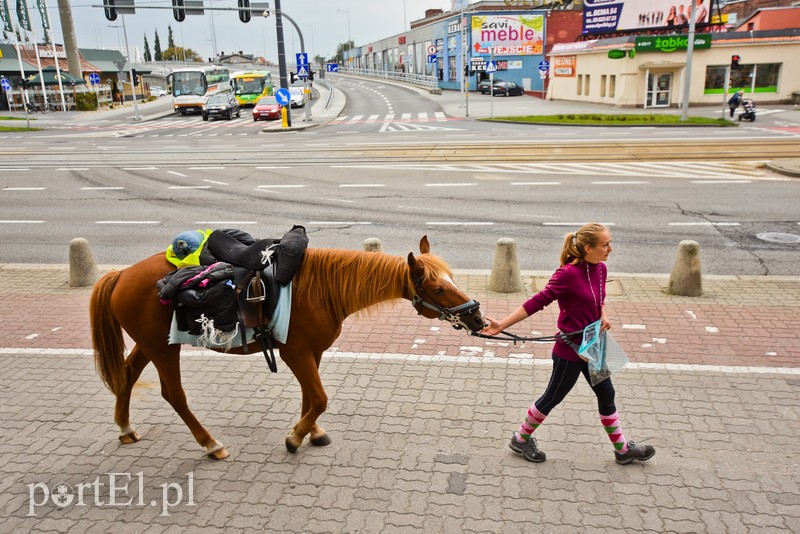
[296,65,309,79]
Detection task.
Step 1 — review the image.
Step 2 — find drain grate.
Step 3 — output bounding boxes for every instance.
[756,232,800,244]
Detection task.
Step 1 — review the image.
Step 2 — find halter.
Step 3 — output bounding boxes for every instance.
[411,274,481,331]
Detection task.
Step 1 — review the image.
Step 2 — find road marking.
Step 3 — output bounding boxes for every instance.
[168,185,212,189]
[309,221,372,225]
[2,347,798,374]
[81,186,124,190]
[426,222,494,226]
[122,166,157,170]
[2,187,45,191]
[95,220,160,224]
[195,221,258,225]
[669,222,741,226]
[0,220,45,223]
[0,168,30,171]
[167,171,188,177]
[204,179,228,185]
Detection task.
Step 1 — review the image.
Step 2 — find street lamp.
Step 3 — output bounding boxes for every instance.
[336,8,351,43]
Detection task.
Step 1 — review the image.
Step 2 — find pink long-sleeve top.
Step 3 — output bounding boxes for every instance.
[522,260,607,362]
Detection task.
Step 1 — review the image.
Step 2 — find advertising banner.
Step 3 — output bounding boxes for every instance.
[553,55,577,77]
[1,0,13,33]
[471,14,544,56]
[16,0,31,31]
[583,0,710,34]
[35,0,47,30]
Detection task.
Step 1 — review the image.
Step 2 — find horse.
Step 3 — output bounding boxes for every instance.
[90,236,485,459]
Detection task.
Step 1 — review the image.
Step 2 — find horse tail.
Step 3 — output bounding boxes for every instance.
[90,271,127,397]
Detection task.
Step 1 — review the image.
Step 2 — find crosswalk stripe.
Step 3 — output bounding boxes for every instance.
[401,113,411,120]
[419,112,429,122]
[434,112,447,121]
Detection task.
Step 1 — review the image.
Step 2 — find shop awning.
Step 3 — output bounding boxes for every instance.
[25,68,85,87]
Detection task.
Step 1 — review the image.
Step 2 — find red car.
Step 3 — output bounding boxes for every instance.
[252,96,282,121]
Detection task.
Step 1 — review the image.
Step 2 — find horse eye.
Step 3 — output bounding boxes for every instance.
[434,287,445,295]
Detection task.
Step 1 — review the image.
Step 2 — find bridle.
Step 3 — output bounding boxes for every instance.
[411,274,481,331]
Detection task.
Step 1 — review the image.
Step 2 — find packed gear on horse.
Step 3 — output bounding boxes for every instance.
[156,225,308,372]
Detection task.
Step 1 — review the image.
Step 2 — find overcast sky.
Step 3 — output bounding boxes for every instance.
[28,0,456,63]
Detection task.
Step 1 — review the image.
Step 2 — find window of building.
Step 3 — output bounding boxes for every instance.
[600,75,607,97]
[584,74,590,96]
[609,75,616,98]
[577,74,583,95]
[704,63,780,94]
[449,56,457,81]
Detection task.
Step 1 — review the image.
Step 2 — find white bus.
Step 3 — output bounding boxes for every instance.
[167,66,232,115]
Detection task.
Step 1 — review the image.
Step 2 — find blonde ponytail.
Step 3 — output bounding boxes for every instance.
[559,223,608,266]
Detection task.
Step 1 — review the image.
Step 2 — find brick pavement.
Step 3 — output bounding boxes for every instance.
[0,263,799,532]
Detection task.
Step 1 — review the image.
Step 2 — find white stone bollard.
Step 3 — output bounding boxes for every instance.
[69,238,99,287]
[667,240,703,297]
[363,238,384,253]
[488,238,524,293]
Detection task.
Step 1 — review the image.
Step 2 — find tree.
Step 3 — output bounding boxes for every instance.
[162,46,201,62]
[334,40,355,64]
[314,54,326,67]
[154,30,163,62]
[168,25,175,49]
[143,35,153,62]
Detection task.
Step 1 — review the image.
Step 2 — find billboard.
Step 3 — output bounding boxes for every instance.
[471,14,545,56]
[583,0,710,34]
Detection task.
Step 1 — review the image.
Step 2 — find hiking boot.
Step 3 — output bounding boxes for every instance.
[615,441,655,465]
[509,436,546,462]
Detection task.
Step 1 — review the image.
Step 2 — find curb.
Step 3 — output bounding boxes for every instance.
[765,159,800,179]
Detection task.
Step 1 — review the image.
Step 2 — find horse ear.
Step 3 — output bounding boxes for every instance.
[407,252,419,273]
[419,235,430,254]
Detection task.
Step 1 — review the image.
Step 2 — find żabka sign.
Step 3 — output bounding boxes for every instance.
[635,34,712,52]
[472,15,544,56]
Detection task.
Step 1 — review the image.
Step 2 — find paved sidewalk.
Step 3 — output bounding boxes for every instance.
[0,263,798,532]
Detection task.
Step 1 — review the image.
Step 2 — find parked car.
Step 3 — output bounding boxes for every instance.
[202,92,240,121]
[492,81,524,97]
[150,86,168,97]
[478,78,504,94]
[252,96,282,121]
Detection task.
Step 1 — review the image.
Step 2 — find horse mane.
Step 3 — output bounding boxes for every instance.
[294,248,453,323]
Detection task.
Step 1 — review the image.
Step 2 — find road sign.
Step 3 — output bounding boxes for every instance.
[539,70,547,80]
[0,77,10,92]
[275,88,291,106]
[427,54,437,64]
[427,44,437,55]
[89,73,101,86]
[538,60,550,73]
[326,63,339,72]
[295,52,308,67]
[296,65,309,79]
[485,61,497,73]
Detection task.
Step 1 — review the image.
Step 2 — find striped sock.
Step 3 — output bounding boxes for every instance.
[515,405,547,442]
[600,411,628,453]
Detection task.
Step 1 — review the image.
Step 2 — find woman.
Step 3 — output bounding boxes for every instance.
[666,5,677,26]
[482,223,655,465]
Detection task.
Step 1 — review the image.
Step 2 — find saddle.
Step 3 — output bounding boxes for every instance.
[203,226,308,372]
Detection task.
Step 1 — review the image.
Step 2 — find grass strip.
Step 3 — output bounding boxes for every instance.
[482,114,733,126]
[0,125,40,131]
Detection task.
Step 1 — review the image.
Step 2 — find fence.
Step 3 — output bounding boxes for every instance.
[337,67,439,92]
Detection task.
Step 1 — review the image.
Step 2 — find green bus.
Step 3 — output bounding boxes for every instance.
[231,70,274,107]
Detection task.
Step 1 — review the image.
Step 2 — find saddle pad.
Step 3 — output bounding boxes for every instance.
[168,281,292,348]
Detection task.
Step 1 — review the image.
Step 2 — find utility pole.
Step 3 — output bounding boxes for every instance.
[56,0,82,78]
[679,1,698,122]
[273,0,290,126]
[121,14,141,121]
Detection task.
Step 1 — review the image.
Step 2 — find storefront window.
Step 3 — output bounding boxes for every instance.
[704,63,781,94]
[449,56,457,81]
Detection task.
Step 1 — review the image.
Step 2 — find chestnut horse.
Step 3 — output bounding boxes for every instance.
[90,236,485,459]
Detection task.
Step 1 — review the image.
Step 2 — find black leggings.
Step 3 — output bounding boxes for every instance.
[535,354,617,416]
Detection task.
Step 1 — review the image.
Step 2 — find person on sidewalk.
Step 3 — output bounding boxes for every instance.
[481,223,655,465]
[728,90,744,119]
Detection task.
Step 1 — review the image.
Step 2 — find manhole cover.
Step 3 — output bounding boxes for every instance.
[756,232,800,244]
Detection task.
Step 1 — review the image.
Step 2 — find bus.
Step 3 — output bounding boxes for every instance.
[231,70,274,107]
[166,66,232,115]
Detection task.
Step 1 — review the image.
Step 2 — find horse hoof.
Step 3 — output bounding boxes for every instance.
[310,434,332,447]
[119,431,141,444]
[285,436,300,453]
[208,447,230,460]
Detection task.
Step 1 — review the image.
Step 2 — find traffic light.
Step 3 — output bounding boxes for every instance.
[731,54,741,68]
[172,0,185,22]
[131,69,139,86]
[238,0,251,23]
[103,0,117,21]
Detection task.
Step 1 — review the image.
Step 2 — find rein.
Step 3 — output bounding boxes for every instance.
[410,274,481,331]
[470,329,584,345]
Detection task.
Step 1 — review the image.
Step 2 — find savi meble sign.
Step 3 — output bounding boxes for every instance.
[635,34,711,53]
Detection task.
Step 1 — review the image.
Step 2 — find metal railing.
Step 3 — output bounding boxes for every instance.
[337,67,439,91]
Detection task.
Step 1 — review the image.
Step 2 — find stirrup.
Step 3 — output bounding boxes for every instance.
[245,277,266,302]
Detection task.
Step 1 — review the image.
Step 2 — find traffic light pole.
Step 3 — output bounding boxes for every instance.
[121,14,142,121]
[679,2,697,122]
[273,0,290,126]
